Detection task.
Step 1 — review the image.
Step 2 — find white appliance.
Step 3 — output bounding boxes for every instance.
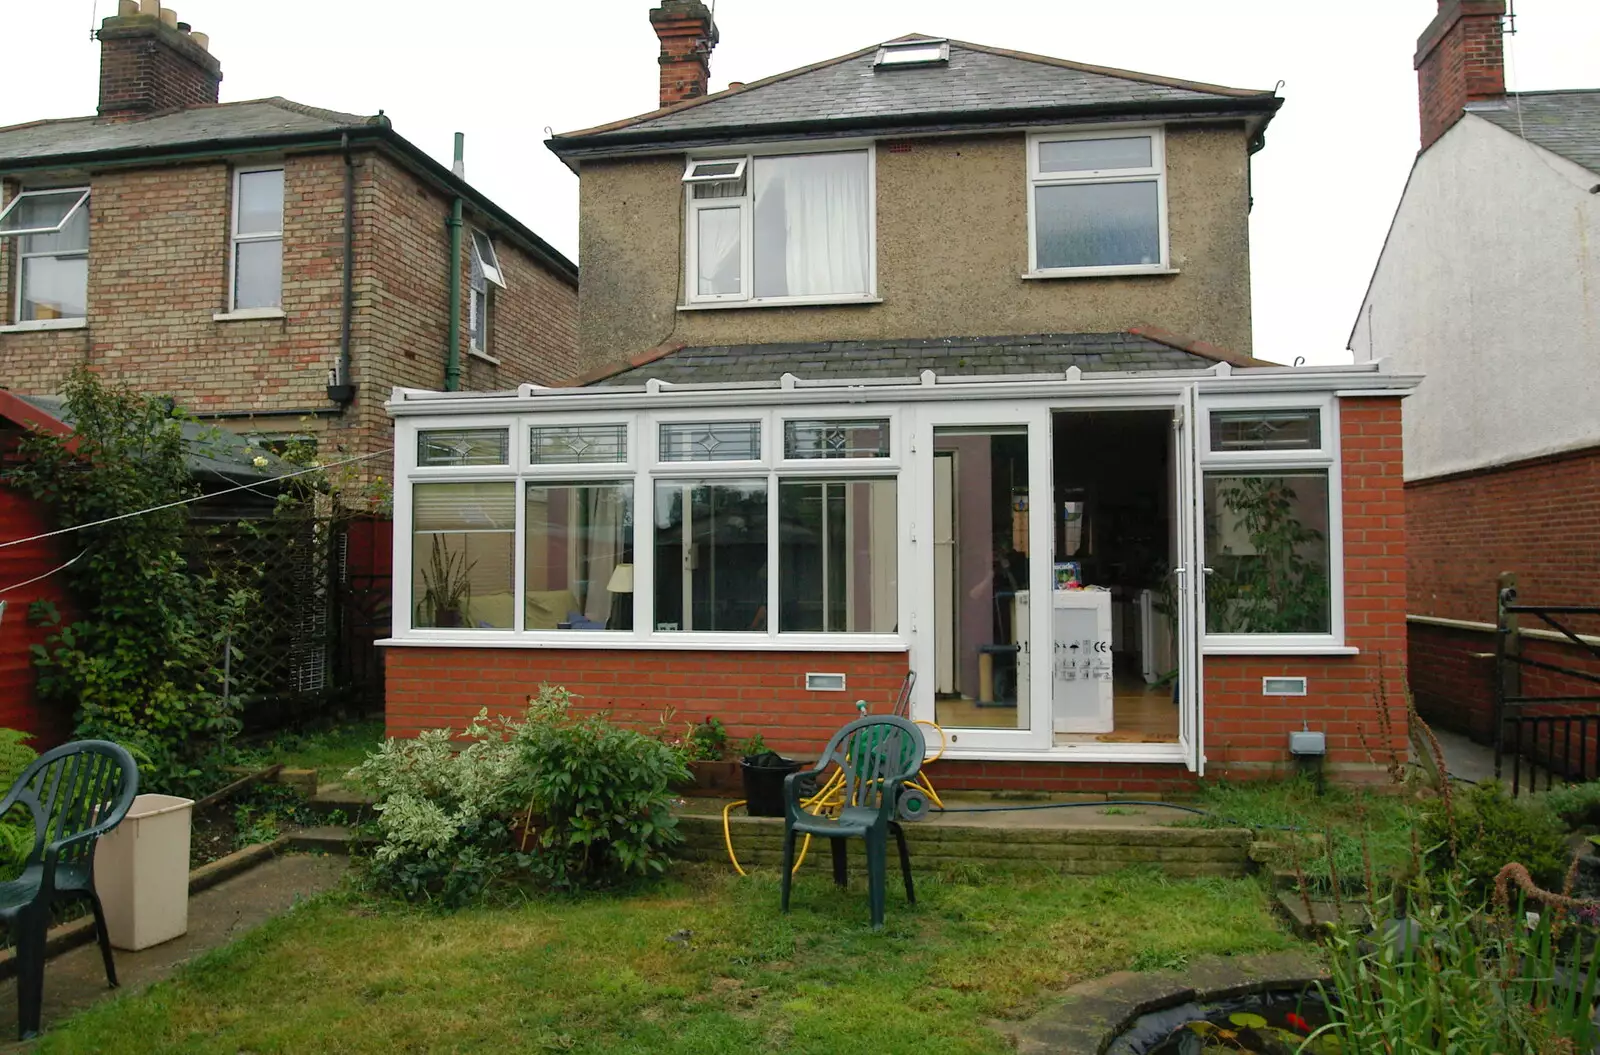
[1137,588,1175,685]
[1051,589,1114,733]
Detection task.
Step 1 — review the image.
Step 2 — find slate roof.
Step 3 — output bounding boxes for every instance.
[589,332,1260,387]
[12,394,292,486]
[551,36,1279,158]
[1473,90,1600,175]
[0,98,377,166]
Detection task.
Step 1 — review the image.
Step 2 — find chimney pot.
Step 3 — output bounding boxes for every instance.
[649,1,718,109]
[728,81,745,90]
[1415,0,1506,150]
[98,4,222,117]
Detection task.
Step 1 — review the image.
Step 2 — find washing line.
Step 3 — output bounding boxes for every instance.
[0,448,393,552]
[0,550,88,597]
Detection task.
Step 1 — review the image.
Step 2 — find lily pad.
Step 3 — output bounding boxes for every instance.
[1229,1011,1268,1029]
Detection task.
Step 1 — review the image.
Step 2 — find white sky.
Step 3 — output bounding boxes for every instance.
[9,1,1600,365]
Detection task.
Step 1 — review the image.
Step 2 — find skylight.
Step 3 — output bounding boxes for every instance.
[873,39,949,69]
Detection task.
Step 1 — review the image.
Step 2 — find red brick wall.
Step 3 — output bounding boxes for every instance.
[385,648,908,752]
[0,151,577,472]
[1406,445,1600,740]
[382,396,1408,791]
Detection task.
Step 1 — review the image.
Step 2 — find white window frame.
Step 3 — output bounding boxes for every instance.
[873,39,949,67]
[1197,393,1346,654]
[682,157,748,184]
[391,407,905,650]
[228,166,284,312]
[682,142,877,308]
[2,187,91,326]
[1025,126,1169,279]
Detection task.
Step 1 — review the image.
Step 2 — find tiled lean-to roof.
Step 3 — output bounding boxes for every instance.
[581,331,1271,387]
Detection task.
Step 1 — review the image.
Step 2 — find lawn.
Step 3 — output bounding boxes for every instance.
[38,865,1297,1054]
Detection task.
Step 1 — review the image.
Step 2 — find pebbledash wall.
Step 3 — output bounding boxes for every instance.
[0,150,577,466]
[385,396,1407,792]
[1407,445,1600,742]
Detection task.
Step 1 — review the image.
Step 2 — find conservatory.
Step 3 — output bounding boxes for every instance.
[383,359,1417,788]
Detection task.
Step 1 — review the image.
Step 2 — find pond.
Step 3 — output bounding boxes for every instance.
[1107,988,1334,1055]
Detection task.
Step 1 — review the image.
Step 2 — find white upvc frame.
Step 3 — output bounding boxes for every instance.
[1025,126,1170,278]
[392,406,907,651]
[682,141,878,308]
[228,165,284,312]
[1,186,91,325]
[1196,392,1347,654]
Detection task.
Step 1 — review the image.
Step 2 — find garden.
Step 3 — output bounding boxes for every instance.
[10,374,1600,1053]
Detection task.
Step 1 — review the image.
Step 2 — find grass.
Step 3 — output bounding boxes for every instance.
[238,719,386,784]
[1180,776,1419,889]
[37,865,1296,1054]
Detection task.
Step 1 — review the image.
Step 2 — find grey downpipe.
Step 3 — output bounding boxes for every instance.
[326,132,356,404]
[444,132,465,392]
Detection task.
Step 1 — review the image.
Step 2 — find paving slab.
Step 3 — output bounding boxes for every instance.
[0,853,346,1045]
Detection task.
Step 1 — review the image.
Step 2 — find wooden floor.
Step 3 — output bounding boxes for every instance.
[934,668,1179,744]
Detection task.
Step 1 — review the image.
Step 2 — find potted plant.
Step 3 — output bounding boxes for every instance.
[419,536,474,628]
[656,711,768,796]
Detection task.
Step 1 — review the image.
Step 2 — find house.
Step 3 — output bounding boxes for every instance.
[0,1,579,467]
[0,1,579,728]
[1348,0,1600,749]
[0,388,290,743]
[381,2,1419,792]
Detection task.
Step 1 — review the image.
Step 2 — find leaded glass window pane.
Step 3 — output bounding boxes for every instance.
[418,428,509,467]
[529,424,627,464]
[784,419,890,460]
[1208,410,1321,452]
[659,421,760,462]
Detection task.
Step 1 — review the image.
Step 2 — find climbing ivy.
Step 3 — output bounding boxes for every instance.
[5,368,257,795]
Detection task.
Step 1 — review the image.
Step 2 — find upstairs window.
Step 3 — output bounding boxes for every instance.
[230,167,283,310]
[873,38,949,68]
[684,149,874,306]
[0,187,90,323]
[1027,129,1167,275]
[468,230,506,356]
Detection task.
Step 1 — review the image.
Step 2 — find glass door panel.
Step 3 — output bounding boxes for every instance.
[920,407,1052,750]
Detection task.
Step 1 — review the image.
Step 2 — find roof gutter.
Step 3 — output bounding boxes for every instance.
[546,95,1283,164]
[0,125,578,287]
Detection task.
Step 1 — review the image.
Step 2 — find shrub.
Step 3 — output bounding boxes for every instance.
[512,698,689,890]
[1537,780,1600,830]
[4,368,258,795]
[1420,780,1569,893]
[354,685,688,906]
[0,730,37,878]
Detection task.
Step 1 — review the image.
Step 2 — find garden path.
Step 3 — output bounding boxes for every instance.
[0,853,346,1046]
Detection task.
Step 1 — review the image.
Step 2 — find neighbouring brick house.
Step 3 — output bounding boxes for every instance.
[1349,0,1600,750]
[382,2,1419,792]
[0,2,577,462]
[0,1,577,737]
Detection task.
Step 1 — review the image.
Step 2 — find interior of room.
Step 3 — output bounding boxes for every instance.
[932,411,1179,745]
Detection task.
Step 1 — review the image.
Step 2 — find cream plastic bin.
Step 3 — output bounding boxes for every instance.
[94,794,194,951]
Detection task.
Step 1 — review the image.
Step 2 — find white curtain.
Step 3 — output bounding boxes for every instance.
[754,153,869,298]
[696,206,742,296]
[583,486,623,625]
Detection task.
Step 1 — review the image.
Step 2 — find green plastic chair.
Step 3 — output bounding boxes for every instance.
[780,715,925,930]
[0,739,139,1040]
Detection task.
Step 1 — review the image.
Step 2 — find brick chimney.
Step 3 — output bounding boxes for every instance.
[650,1,718,108]
[1415,0,1506,151]
[97,0,222,118]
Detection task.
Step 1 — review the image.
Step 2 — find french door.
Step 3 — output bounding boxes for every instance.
[1173,385,1206,773]
[913,403,1053,751]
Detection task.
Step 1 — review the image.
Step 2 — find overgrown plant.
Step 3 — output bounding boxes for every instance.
[1419,779,1569,896]
[5,369,259,794]
[354,685,688,906]
[1313,869,1600,1053]
[1205,475,1329,634]
[0,729,37,878]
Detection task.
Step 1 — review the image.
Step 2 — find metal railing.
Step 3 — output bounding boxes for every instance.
[1493,573,1600,794]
